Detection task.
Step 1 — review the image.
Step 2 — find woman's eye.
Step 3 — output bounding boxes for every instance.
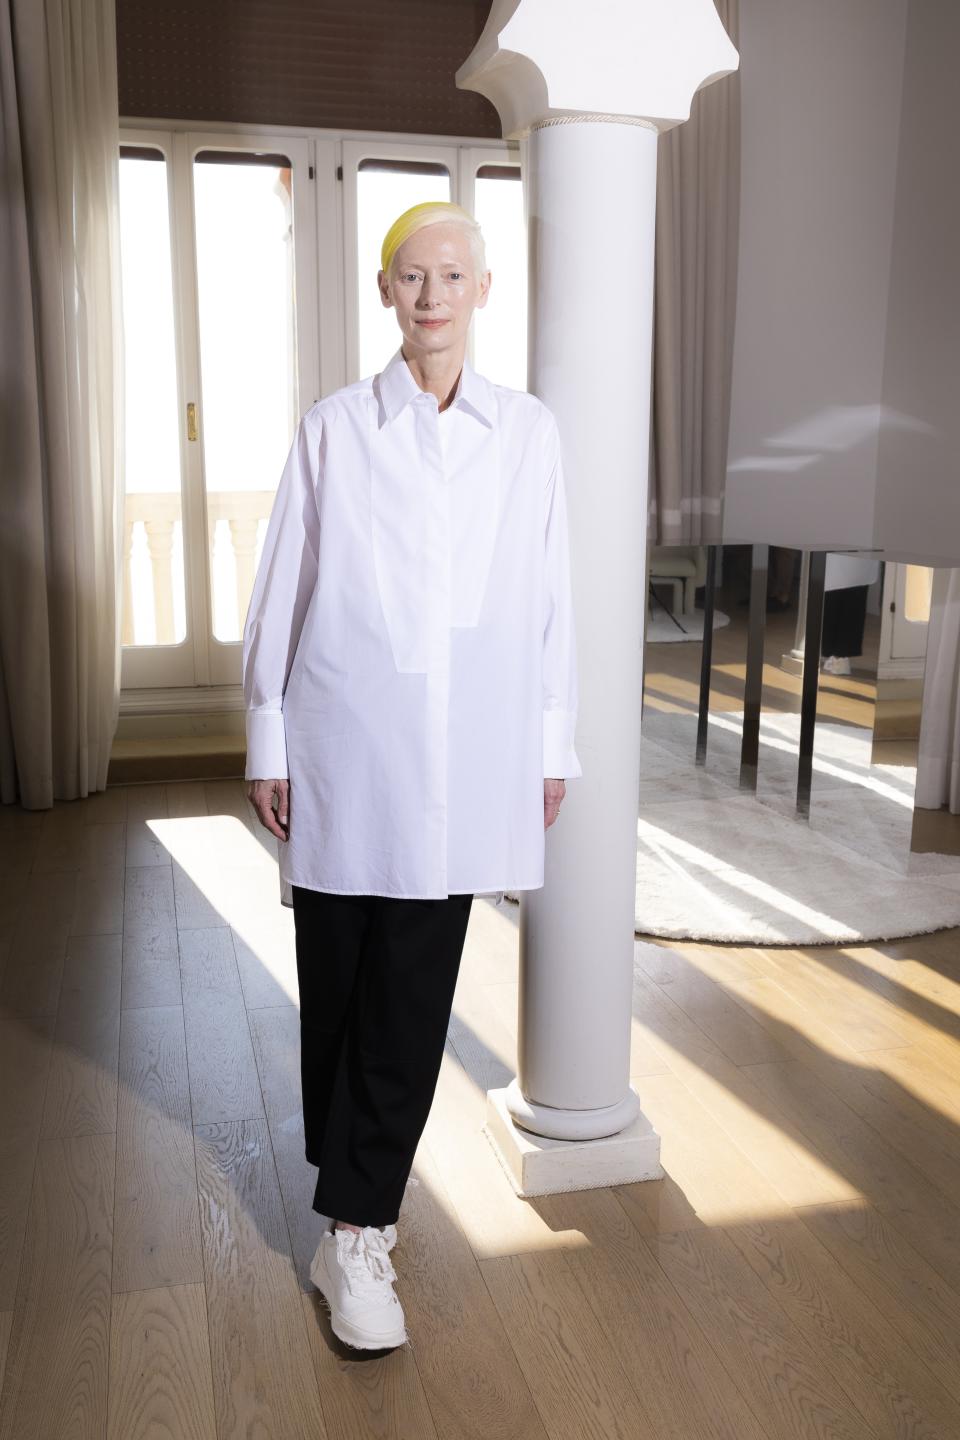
[448,272,463,280]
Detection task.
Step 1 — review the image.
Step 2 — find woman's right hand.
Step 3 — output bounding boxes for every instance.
[247,778,290,841]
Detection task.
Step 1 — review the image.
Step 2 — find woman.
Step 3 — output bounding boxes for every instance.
[821,552,882,675]
[242,200,582,1351]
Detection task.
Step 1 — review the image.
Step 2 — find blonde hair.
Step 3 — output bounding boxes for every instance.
[380,200,486,279]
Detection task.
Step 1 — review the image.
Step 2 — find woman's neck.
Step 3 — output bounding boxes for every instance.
[401,343,464,411]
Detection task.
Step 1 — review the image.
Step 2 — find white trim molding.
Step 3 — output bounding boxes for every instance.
[119,684,245,717]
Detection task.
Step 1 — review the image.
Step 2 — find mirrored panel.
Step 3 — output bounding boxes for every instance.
[641,543,825,798]
[874,563,960,860]
[641,544,960,881]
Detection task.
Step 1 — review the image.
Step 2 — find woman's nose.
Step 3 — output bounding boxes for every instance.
[419,275,442,305]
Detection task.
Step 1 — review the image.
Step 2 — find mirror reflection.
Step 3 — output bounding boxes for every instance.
[641,545,960,874]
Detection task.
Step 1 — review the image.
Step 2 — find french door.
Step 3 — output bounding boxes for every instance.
[118,129,317,689]
[118,126,523,693]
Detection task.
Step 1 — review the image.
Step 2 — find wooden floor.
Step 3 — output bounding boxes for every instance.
[3,595,960,1437]
[645,573,884,732]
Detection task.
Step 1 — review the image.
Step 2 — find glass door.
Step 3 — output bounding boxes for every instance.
[117,130,318,690]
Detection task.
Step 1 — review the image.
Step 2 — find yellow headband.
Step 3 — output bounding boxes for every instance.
[380,201,479,276]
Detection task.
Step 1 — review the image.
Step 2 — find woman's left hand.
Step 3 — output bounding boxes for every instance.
[544,778,566,829]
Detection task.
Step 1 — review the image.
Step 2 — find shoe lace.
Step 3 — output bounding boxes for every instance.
[337,1226,398,1297]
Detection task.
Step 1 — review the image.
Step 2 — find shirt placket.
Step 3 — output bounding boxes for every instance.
[418,394,452,896]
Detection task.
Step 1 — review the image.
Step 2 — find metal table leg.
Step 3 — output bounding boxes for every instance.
[740,543,768,790]
[696,545,718,766]
[798,550,826,817]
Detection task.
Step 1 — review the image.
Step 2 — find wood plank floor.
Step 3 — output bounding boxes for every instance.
[645,569,883,730]
[3,599,960,1436]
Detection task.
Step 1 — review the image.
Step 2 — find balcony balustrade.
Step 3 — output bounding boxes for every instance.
[122,489,273,645]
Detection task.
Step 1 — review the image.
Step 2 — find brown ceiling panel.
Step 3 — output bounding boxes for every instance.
[116,0,501,138]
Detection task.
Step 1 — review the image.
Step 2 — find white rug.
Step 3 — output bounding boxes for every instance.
[633,709,960,945]
[646,607,731,644]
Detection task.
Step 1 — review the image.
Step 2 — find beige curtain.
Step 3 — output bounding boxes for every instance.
[0,0,124,808]
[650,0,741,545]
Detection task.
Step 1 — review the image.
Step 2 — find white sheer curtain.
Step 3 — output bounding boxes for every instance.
[0,0,124,808]
[916,567,960,814]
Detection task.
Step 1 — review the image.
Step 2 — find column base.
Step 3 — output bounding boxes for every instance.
[504,1074,641,1139]
[482,1085,662,1199]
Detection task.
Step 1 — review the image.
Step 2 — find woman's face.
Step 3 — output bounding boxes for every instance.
[378,221,490,359]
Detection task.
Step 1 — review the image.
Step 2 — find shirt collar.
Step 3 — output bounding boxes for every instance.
[376,344,495,429]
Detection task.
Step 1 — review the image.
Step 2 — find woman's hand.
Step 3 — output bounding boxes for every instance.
[247,778,290,840]
[544,778,566,830]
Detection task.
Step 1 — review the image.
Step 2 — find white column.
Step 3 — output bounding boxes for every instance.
[457,1,739,1196]
[783,551,811,676]
[513,116,656,1143]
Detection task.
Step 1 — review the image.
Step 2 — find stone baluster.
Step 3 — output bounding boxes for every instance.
[228,516,261,641]
[144,516,176,645]
[121,516,136,645]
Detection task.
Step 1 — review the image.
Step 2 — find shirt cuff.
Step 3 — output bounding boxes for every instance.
[543,708,582,779]
[245,710,288,781]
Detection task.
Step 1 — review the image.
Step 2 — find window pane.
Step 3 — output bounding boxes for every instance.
[118,149,186,646]
[356,159,450,379]
[473,165,527,390]
[193,151,298,643]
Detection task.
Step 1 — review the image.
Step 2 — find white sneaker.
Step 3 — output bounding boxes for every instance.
[320,1220,397,1250]
[310,1225,407,1350]
[822,655,852,675]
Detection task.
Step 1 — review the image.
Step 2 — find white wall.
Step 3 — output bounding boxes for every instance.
[873,0,960,566]
[722,0,908,549]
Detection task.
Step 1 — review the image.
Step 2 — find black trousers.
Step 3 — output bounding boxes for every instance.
[291,884,474,1227]
[821,584,869,659]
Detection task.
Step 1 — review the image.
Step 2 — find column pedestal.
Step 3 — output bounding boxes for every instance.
[484,1087,662,1199]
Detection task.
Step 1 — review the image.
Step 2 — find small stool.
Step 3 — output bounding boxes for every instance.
[648,550,701,616]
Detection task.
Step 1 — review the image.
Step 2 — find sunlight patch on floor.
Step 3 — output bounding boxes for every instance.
[149,813,298,1004]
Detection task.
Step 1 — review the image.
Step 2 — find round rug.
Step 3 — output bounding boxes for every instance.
[634,709,960,944]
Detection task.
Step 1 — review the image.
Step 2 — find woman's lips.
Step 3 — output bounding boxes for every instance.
[416,319,448,327]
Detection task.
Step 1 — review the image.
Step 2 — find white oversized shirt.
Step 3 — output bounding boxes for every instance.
[242,343,582,904]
